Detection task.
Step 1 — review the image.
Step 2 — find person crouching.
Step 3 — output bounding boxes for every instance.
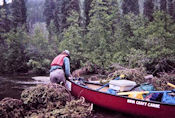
[49,50,72,85]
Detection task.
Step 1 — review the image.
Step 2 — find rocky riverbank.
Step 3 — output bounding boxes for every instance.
[0,84,93,118]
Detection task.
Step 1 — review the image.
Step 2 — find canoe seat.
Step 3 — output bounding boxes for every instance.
[87,84,109,92]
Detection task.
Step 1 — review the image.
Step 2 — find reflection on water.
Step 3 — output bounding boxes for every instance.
[0,75,49,100]
[0,75,139,118]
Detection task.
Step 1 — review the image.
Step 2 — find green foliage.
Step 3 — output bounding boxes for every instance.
[58,10,86,69]
[1,29,29,73]
[0,8,11,34]
[0,22,53,74]
[44,0,71,37]
[1,0,175,74]
[143,11,175,60]
[111,14,148,66]
[126,48,146,68]
[11,0,27,29]
[112,11,175,68]
[85,0,120,68]
[48,1,175,72]
[25,26,54,74]
[21,84,70,109]
[44,0,56,35]
[26,0,45,25]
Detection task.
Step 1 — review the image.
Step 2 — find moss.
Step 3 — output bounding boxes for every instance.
[0,97,24,118]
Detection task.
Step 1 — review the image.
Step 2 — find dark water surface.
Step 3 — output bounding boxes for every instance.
[0,75,138,118]
[0,75,35,100]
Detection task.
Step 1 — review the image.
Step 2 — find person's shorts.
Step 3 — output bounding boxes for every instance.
[50,69,66,84]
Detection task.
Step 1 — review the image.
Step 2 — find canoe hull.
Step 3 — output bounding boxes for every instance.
[68,80,175,118]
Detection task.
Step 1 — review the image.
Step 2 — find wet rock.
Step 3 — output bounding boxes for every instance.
[0,97,24,118]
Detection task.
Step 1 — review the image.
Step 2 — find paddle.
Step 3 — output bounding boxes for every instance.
[117,89,175,95]
[117,90,173,96]
[96,74,125,91]
[167,82,175,88]
[117,82,175,96]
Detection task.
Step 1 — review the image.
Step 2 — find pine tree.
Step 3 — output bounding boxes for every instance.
[2,29,29,73]
[43,0,56,41]
[143,11,175,60]
[122,0,139,15]
[0,3,11,41]
[84,0,93,26]
[167,0,175,17]
[86,0,120,68]
[44,0,71,40]
[54,0,70,35]
[59,9,86,69]
[26,0,45,30]
[144,0,154,21]
[11,0,27,30]
[44,0,56,30]
[160,0,167,12]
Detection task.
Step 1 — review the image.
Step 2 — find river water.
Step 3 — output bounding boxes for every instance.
[0,75,139,118]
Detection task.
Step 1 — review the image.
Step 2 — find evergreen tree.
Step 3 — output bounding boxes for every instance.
[44,0,55,27]
[27,0,45,30]
[26,25,52,74]
[59,9,85,69]
[2,29,29,73]
[167,0,175,17]
[11,0,27,30]
[119,14,148,67]
[0,6,11,42]
[86,0,120,68]
[44,0,56,41]
[122,0,139,15]
[54,0,70,35]
[44,0,71,40]
[160,0,167,12]
[144,0,154,21]
[84,0,93,26]
[143,11,175,60]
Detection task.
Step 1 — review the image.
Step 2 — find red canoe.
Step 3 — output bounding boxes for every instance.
[66,80,175,118]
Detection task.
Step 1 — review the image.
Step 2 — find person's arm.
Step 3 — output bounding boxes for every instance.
[63,57,71,77]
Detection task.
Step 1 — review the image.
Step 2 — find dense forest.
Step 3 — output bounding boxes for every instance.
[0,0,175,75]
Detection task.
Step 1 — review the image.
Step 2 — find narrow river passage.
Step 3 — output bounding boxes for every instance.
[0,75,139,118]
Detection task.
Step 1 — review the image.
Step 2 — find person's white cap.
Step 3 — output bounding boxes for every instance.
[63,50,70,55]
[144,75,153,79]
